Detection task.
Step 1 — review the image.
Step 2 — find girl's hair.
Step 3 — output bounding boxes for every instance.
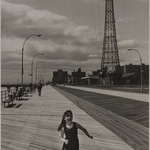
[57,110,73,131]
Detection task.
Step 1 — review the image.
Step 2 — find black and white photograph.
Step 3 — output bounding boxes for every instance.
[1,0,149,150]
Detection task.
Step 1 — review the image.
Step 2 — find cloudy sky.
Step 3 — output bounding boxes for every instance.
[1,0,149,84]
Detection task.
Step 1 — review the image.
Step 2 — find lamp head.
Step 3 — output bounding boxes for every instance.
[128,49,132,51]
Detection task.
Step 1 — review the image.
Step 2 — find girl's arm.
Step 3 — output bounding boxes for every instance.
[76,123,93,139]
[59,127,69,144]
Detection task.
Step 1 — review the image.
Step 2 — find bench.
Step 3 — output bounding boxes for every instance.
[16,87,26,100]
[16,90,22,100]
[2,93,16,107]
[3,98,14,107]
[16,88,30,100]
[23,89,29,97]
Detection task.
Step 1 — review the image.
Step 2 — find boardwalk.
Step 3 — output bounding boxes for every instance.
[1,86,134,150]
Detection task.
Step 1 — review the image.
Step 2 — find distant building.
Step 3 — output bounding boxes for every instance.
[52,64,149,86]
[71,68,86,85]
[90,69,100,85]
[92,69,116,85]
[92,69,101,76]
[91,64,149,86]
[52,70,68,84]
[120,64,149,85]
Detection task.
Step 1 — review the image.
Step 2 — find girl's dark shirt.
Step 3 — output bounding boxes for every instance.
[63,122,79,150]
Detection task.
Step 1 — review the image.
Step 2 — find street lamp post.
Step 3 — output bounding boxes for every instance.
[128,48,143,90]
[36,61,45,84]
[31,53,44,85]
[21,34,41,87]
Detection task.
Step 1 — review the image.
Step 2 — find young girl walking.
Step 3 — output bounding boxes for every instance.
[57,110,93,150]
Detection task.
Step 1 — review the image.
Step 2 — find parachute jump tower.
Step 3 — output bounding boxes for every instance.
[101,0,120,73]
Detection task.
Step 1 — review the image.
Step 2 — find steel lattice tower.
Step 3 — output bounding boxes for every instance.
[101,0,120,73]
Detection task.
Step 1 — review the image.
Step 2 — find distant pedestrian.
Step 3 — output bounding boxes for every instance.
[57,110,93,150]
[37,82,43,96]
[33,84,37,92]
[16,87,23,100]
[29,82,33,93]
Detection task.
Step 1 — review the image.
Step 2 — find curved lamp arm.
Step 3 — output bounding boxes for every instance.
[128,48,142,64]
[22,34,41,51]
[32,53,44,63]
